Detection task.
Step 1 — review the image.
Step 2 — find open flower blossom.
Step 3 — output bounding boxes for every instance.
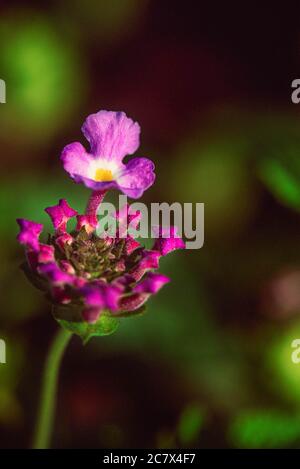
[61,110,156,199]
[16,110,185,340]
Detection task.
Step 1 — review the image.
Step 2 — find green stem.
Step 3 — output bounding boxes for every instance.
[32,327,72,449]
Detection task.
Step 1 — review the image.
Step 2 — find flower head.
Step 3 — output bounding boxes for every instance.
[17,110,185,343]
[17,197,184,336]
[61,111,156,199]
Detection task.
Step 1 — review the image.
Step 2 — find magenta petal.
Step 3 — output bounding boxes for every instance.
[129,250,160,281]
[38,262,75,285]
[117,157,156,198]
[61,142,93,183]
[124,237,141,255]
[60,199,77,218]
[60,260,76,275]
[140,250,160,269]
[134,272,170,294]
[45,199,77,231]
[76,215,96,232]
[55,233,73,251]
[82,110,140,160]
[104,284,121,311]
[153,226,185,256]
[118,292,149,312]
[81,286,104,308]
[17,219,43,251]
[81,282,121,312]
[38,244,55,263]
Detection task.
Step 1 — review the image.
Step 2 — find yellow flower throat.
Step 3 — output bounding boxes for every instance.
[94,168,113,182]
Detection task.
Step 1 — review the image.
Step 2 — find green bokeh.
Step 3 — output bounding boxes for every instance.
[229,409,300,448]
[0,14,84,142]
[265,321,300,404]
[170,129,257,236]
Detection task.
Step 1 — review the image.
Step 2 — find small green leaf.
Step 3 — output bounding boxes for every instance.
[53,305,119,344]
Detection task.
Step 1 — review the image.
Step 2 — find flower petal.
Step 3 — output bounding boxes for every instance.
[82,110,140,160]
[55,233,74,251]
[61,142,93,183]
[118,292,149,312]
[45,199,77,231]
[38,262,75,286]
[134,272,170,294]
[152,226,185,256]
[129,250,160,281]
[116,157,155,198]
[16,219,43,251]
[81,282,121,312]
[38,244,55,263]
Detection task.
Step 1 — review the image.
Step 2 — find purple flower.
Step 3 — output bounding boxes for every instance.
[45,199,78,232]
[61,111,155,199]
[17,197,184,323]
[17,110,186,337]
[17,219,43,251]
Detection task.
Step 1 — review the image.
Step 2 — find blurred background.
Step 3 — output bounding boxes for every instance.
[2,0,300,449]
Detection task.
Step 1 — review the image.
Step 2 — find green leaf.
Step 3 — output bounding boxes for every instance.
[229,410,300,448]
[53,305,119,344]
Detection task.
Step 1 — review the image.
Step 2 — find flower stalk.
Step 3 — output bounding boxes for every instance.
[32,327,72,449]
[85,189,107,226]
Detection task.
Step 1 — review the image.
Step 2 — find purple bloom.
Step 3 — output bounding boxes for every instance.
[17,110,186,334]
[45,199,78,232]
[17,196,184,322]
[61,111,155,199]
[17,219,43,251]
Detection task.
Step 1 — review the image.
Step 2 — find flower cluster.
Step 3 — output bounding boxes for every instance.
[17,111,184,340]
